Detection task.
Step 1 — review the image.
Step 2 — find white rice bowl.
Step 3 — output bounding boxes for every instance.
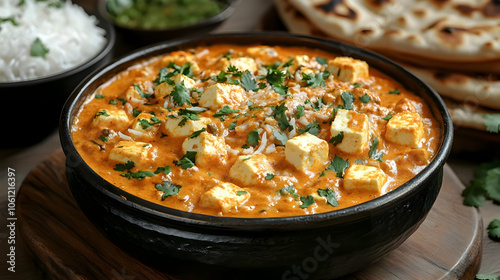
[0,0,107,82]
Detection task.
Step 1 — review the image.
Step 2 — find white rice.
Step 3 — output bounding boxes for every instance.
[0,0,107,82]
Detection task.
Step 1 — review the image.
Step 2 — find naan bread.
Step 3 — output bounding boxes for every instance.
[277,0,500,72]
[443,97,497,132]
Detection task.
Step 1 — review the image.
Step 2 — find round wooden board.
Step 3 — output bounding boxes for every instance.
[17,149,482,280]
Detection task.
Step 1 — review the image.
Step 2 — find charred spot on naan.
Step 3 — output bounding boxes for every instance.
[314,0,357,20]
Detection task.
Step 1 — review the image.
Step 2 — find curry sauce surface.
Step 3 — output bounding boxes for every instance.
[71,44,440,217]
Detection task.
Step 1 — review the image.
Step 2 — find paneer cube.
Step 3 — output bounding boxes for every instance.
[199,182,250,213]
[154,73,196,98]
[182,132,228,167]
[327,57,369,83]
[164,116,209,137]
[199,83,245,110]
[130,112,160,137]
[125,83,153,103]
[92,109,129,131]
[229,154,274,186]
[218,57,258,73]
[109,140,152,165]
[161,51,201,74]
[284,55,310,74]
[385,112,424,148]
[285,133,329,173]
[330,109,370,154]
[343,165,387,193]
[246,46,277,59]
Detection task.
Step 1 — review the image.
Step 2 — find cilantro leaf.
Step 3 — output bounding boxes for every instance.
[305,98,324,111]
[228,121,237,130]
[388,89,401,95]
[134,84,154,99]
[462,158,500,206]
[462,180,487,207]
[114,160,135,171]
[298,121,320,136]
[359,93,371,103]
[369,137,384,161]
[329,132,344,146]
[475,274,500,280]
[293,105,305,118]
[300,195,315,208]
[154,166,171,175]
[266,68,289,95]
[0,17,19,26]
[247,129,260,146]
[316,57,328,65]
[30,38,49,59]
[273,130,288,146]
[487,219,500,241]
[171,81,191,106]
[189,128,206,139]
[325,155,349,178]
[265,173,275,180]
[174,151,197,169]
[155,181,181,201]
[317,188,339,207]
[277,185,299,198]
[121,170,155,180]
[241,70,259,91]
[341,92,355,110]
[94,109,110,119]
[237,190,248,196]
[485,167,500,202]
[272,102,292,131]
[383,114,393,121]
[302,71,330,88]
[213,105,240,117]
[483,114,500,133]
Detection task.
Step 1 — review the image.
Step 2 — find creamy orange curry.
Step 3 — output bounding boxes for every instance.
[71,44,440,217]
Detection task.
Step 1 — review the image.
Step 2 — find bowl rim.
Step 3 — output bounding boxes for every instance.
[0,11,116,87]
[99,0,237,33]
[60,32,453,229]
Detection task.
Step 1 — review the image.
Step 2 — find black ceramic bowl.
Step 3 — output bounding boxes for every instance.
[1,12,115,148]
[98,0,237,47]
[60,33,453,280]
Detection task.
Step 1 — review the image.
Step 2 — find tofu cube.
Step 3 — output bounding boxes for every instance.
[330,109,370,154]
[182,132,228,167]
[327,57,369,83]
[343,165,387,193]
[161,51,201,74]
[164,116,209,137]
[199,182,250,213]
[131,112,160,137]
[385,112,424,148]
[285,133,329,173]
[218,57,258,73]
[154,73,196,98]
[109,140,152,165]
[229,154,274,186]
[92,109,130,131]
[199,83,245,110]
[285,55,310,74]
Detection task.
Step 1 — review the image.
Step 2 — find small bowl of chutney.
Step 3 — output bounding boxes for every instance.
[99,0,237,46]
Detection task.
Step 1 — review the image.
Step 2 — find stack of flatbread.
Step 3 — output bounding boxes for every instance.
[274,0,500,134]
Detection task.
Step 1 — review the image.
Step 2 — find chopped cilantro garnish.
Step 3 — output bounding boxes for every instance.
[483,114,500,133]
[173,151,197,169]
[247,129,260,146]
[98,135,108,142]
[293,105,305,118]
[273,130,288,146]
[213,105,240,117]
[114,160,135,171]
[317,188,339,207]
[171,81,191,106]
[134,84,154,99]
[266,68,289,95]
[265,173,275,180]
[228,121,237,130]
[388,89,401,95]
[154,166,171,175]
[383,114,393,121]
[298,121,320,136]
[272,102,292,131]
[0,17,19,26]
[359,93,371,103]
[341,92,355,110]
[94,109,109,119]
[109,99,118,105]
[369,137,384,161]
[302,71,330,88]
[138,117,161,129]
[277,185,299,198]
[95,94,104,99]
[316,57,328,65]
[323,155,349,178]
[237,190,248,196]
[353,83,363,88]
[241,70,259,91]
[189,128,206,138]
[305,98,324,111]
[30,38,49,59]
[178,109,200,126]
[121,170,155,180]
[299,195,315,208]
[155,181,181,201]
[329,132,344,146]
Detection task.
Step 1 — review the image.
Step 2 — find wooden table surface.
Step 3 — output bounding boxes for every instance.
[1,0,499,279]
